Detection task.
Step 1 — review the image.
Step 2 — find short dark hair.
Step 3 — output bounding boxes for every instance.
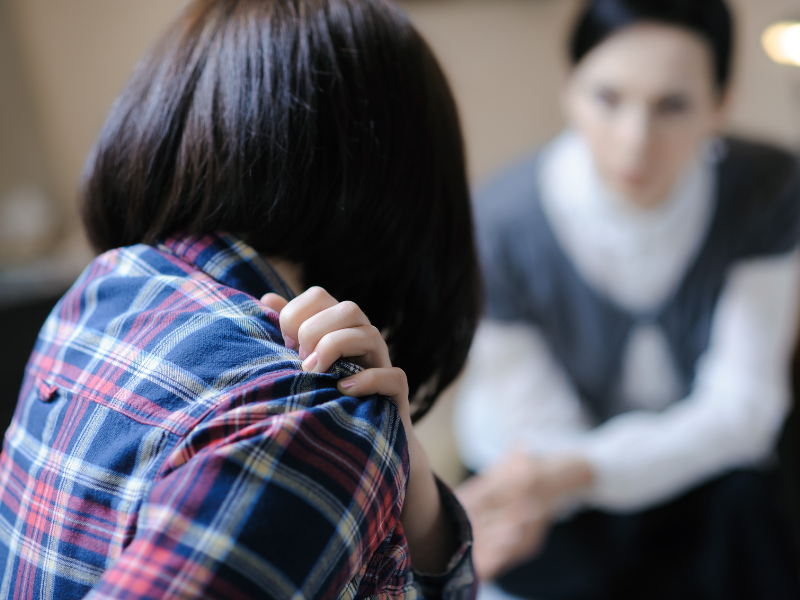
[80,0,481,421]
[570,0,734,91]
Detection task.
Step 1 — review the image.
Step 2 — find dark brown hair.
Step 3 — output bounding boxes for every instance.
[571,0,734,91]
[80,0,480,421]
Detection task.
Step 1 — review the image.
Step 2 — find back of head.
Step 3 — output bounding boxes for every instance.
[570,0,734,91]
[80,0,480,420]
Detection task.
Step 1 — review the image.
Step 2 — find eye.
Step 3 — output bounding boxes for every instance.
[656,95,690,116]
[594,86,621,111]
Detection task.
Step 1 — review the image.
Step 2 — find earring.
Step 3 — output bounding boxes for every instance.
[704,136,728,163]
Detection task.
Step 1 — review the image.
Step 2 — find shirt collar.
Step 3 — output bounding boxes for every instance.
[158,233,296,301]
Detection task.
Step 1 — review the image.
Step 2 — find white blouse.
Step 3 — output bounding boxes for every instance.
[455,131,800,511]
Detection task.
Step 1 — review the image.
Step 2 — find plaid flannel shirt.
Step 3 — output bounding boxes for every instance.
[0,234,475,600]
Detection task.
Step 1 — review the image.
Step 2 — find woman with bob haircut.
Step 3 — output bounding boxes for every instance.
[456,0,800,598]
[0,0,481,598]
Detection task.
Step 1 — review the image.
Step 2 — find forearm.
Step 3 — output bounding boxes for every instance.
[539,455,594,501]
[400,431,457,574]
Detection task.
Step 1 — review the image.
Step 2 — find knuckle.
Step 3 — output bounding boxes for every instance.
[312,333,330,356]
[279,298,301,321]
[315,331,342,355]
[306,286,327,299]
[296,320,316,345]
[339,300,361,320]
[368,325,384,342]
[308,286,336,306]
[392,368,408,388]
[279,311,299,335]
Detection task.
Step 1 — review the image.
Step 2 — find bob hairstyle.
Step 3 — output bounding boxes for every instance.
[570,0,734,91]
[80,0,481,422]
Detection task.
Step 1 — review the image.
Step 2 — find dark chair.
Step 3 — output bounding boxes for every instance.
[0,293,64,436]
[778,342,800,559]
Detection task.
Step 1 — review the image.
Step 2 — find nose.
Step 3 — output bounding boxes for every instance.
[618,105,653,164]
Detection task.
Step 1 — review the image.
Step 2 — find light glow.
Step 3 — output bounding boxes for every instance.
[762,22,800,67]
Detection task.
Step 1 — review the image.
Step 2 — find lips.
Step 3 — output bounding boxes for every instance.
[618,171,649,187]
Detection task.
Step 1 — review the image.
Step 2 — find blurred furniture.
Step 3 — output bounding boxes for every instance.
[0,292,64,437]
[780,344,800,555]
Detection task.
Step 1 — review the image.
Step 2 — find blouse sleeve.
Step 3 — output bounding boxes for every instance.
[454,320,594,473]
[579,250,800,510]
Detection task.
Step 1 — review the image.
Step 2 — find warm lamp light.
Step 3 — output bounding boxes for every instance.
[763,21,800,67]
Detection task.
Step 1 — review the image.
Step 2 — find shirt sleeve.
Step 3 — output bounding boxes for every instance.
[580,250,800,510]
[453,320,594,473]
[350,478,476,600]
[82,378,409,600]
[410,479,476,600]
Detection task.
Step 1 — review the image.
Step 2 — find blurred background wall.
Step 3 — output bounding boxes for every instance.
[1,0,800,480]
[2,0,800,285]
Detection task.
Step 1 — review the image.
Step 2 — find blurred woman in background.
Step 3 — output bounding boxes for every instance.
[456,0,800,597]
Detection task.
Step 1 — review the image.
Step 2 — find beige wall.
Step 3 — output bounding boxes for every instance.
[4,0,188,216]
[5,0,800,219]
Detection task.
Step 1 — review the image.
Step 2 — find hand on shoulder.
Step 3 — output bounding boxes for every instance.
[260,287,457,575]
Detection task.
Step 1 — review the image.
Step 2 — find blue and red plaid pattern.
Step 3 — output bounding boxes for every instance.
[0,233,474,599]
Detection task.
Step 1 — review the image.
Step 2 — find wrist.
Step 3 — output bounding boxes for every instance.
[400,434,456,574]
[541,455,594,499]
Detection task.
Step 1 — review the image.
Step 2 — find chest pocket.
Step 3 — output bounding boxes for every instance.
[1,378,172,593]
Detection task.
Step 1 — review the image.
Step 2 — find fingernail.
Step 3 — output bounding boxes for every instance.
[302,352,318,372]
[284,336,296,351]
[340,379,356,390]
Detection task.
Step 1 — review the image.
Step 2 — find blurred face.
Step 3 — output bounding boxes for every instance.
[565,23,729,208]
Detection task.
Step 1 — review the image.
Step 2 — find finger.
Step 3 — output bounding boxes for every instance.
[337,368,410,423]
[278,287,338,352]
[473,546,507,582]
[301,326,390,374]
[459,474,514,514]
[260,293,289,314]
[482,500,544,538]
[455,476,494,512]
[478,455,540,510]
[296,301,371,360]
[337,367,408,402]
[481,522,525,548]
[476,518,546,579]
[471,523,517,581]
[480,485,522,512]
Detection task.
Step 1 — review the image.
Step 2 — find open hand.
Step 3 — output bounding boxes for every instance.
[456,450,593,581]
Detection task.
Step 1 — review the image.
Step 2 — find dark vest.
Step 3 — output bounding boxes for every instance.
[475,138,800,423]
